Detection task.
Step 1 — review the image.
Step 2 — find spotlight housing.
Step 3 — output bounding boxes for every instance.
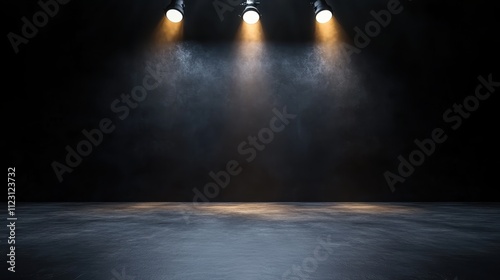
[241,0,260,24]
[165,0,185,23]
[312,0,333,23]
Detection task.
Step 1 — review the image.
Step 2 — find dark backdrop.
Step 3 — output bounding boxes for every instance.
[4,0,499,201]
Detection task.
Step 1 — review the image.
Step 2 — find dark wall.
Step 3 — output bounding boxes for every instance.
[5,0,499,201]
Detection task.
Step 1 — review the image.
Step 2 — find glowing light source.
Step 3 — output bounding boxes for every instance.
[312,0,333,23]
[242,0,260,24]
[166,9,183,23]
[165,0,184,23]
[316,9,332,23]
[243,7,260,24]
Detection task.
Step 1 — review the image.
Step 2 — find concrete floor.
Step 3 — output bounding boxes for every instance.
[5,203,500,279]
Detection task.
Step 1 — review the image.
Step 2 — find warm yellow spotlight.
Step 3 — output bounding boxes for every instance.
[312,0,333,23]
[233,20,267,101]
[237,19,263,42]
[314,17,340,44]
[243,9,260,24]
[314,16,345,69]
[152,17,183,46]
[316,9,332,23]
[165,0,185,23]
[242,1,260,25]
[166,9,183,23]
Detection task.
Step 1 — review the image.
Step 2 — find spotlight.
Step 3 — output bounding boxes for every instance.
[242,0,260,25]
[165,0,185,23]
[312,0,332,23]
